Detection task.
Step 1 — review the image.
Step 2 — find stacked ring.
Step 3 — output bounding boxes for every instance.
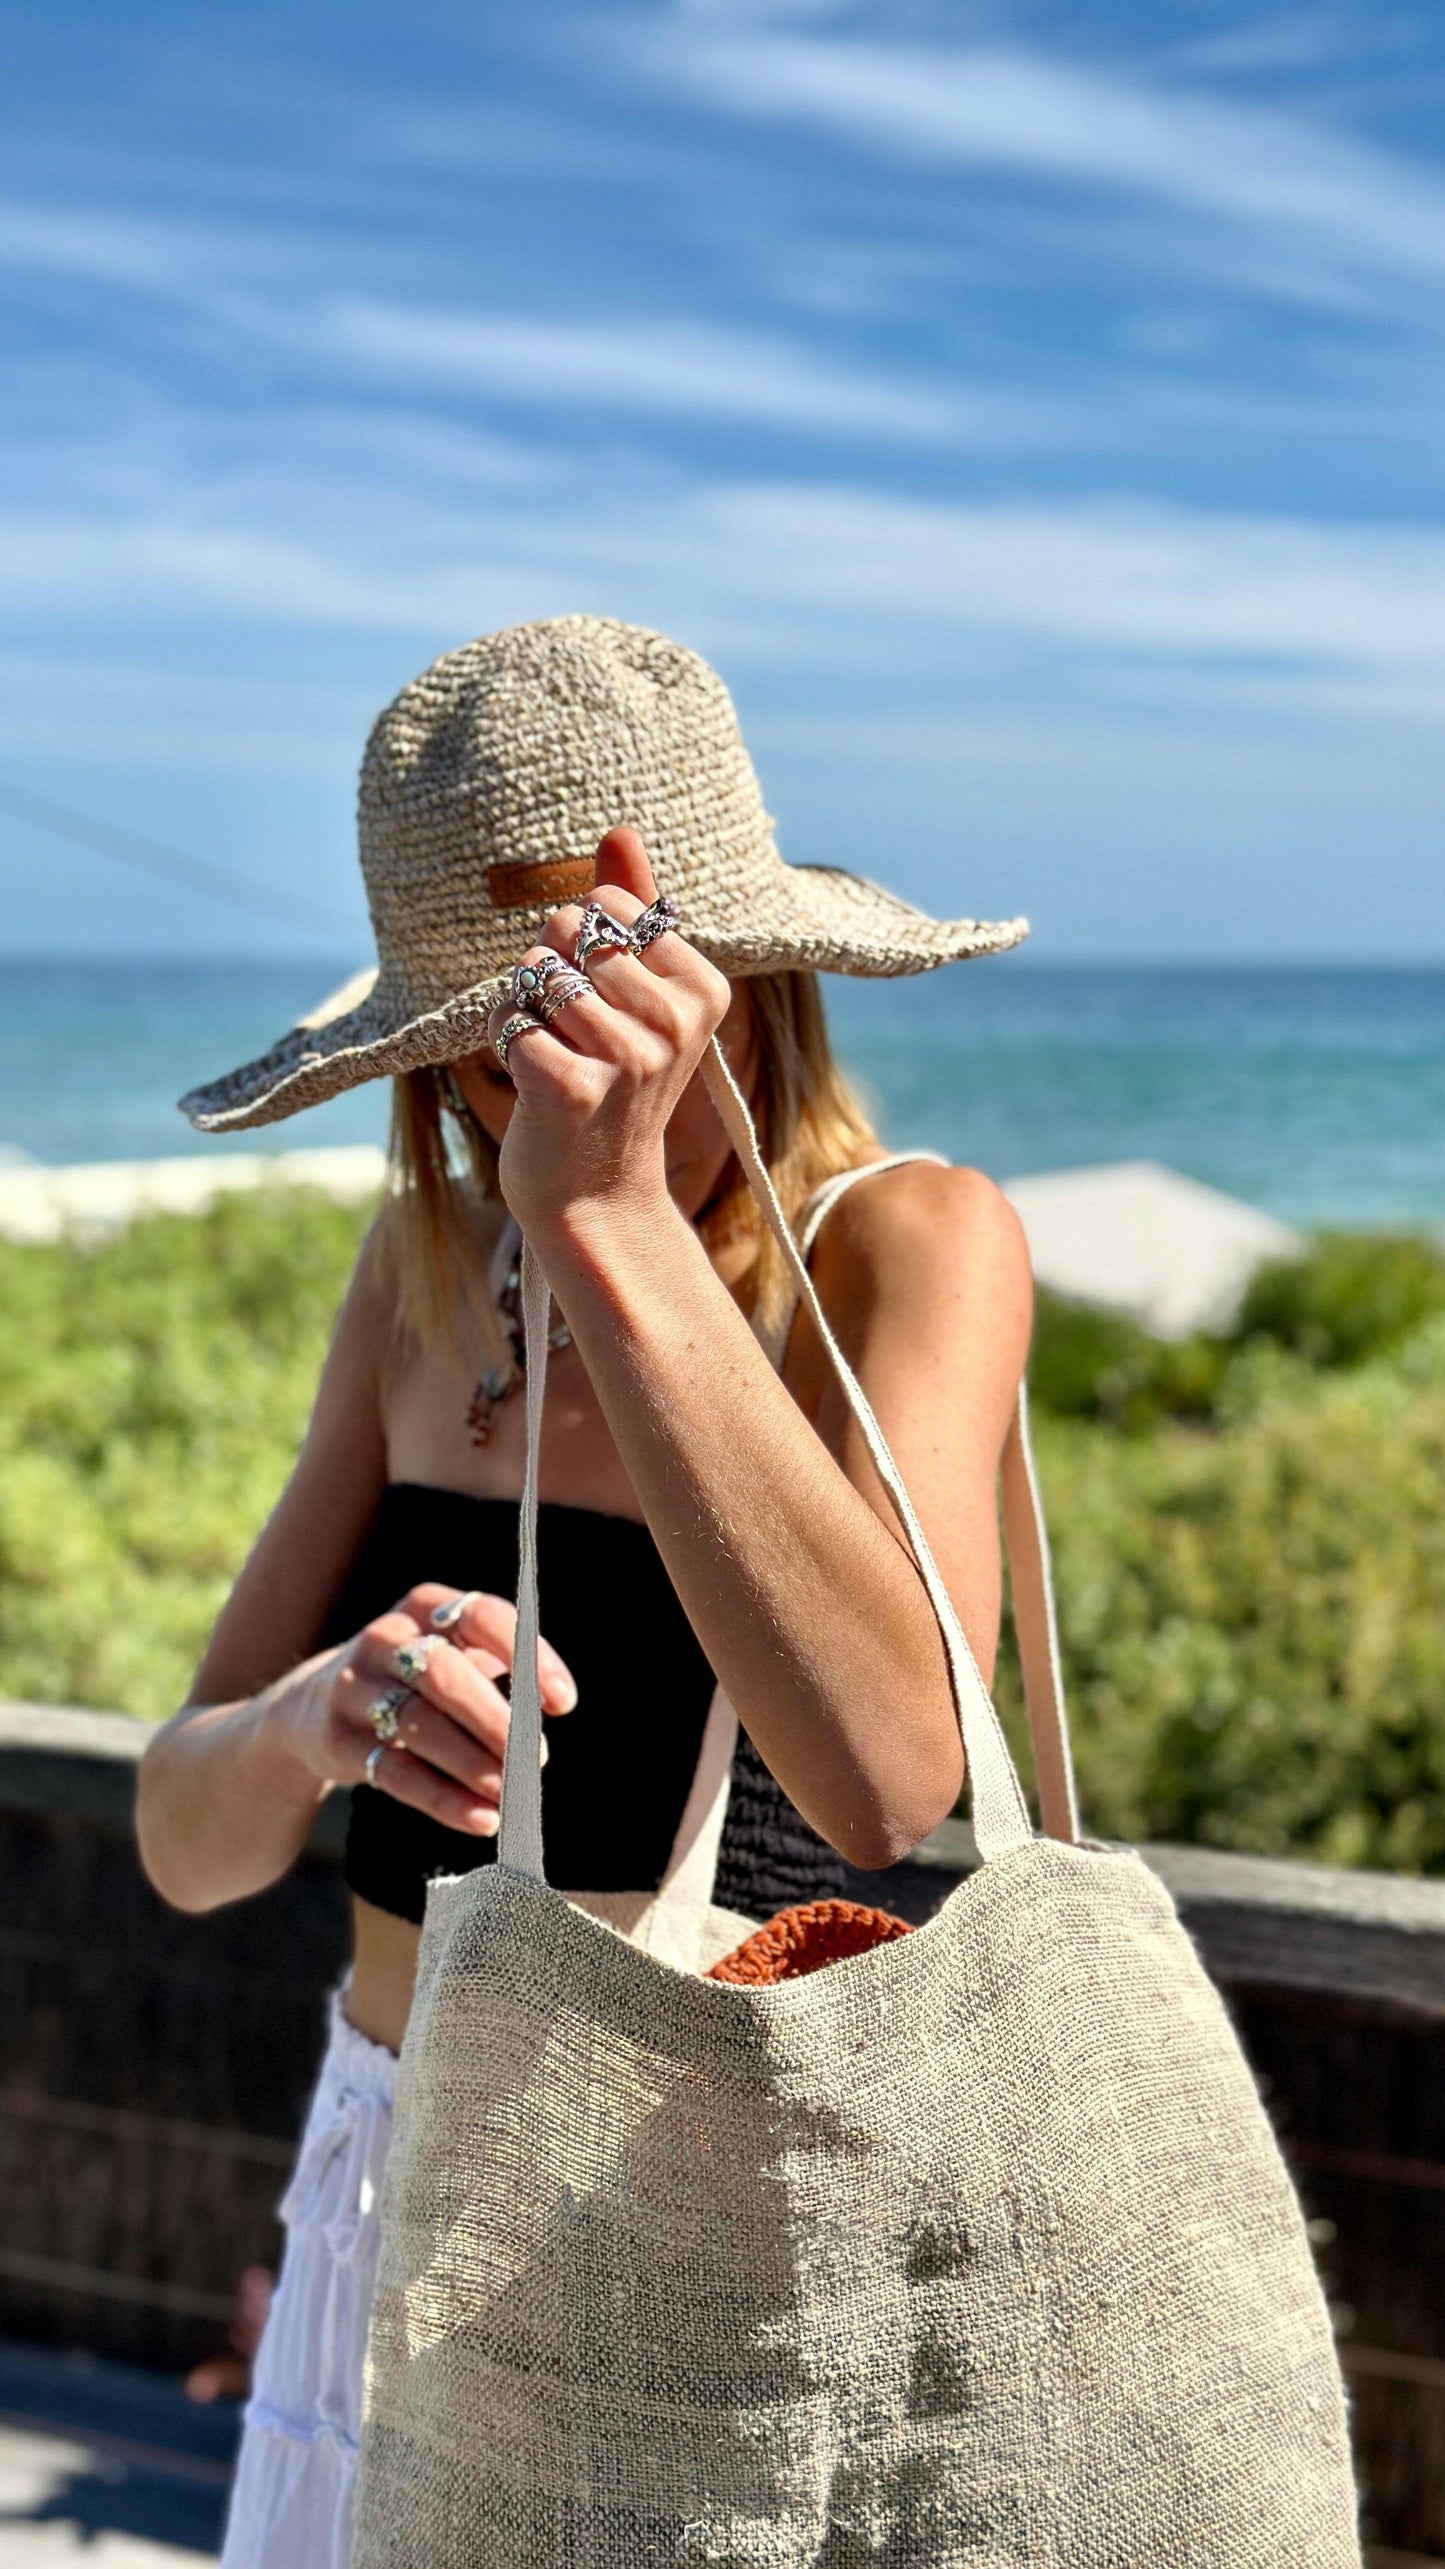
[510,953,593,1024]
[493,1011,542,1069]
[630,894,681,953]
[364,1741,388,1787]
[368,1683,409,1743]
[574,902,634,971]
[533,964,592,1024]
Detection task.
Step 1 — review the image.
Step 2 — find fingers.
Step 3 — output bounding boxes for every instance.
[335,1641,505,1793]
[487,953,615,1064]
[510,936,671,1057]
[533,884,720,1036]
[547,888,650,982]
[558,850,726,1016]
[478,832,727,1151]
[486,1003,554,1079]
[399,1583,577,1711]
[336,1614,540,1838]
[383,1693,505,1803]
[591,824,657,908]
[363,1740,502,1837]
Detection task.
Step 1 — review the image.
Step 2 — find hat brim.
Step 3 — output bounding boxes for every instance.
[179,864,1028,1134]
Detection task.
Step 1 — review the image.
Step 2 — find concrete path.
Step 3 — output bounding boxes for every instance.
[0,2340,233,2563]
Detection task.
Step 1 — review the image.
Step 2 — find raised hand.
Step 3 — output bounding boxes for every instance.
[483,829,730,1241]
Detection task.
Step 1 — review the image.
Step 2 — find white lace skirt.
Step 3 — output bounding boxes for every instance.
[220,1996,396,2569]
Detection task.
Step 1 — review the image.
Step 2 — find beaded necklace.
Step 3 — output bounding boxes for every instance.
[460,1162,748,1447]
[464,1242,572,1447]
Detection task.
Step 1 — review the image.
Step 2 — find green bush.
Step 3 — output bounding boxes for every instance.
[1003,1327,1445,1871]
[1028,1295,1229,1430]
[1238,1231,1445,1368]
[0,1188,370,1719]
[1007,1230,1445,1867]
[4,1201,1445,1874]
[1030,1229,1445,1431]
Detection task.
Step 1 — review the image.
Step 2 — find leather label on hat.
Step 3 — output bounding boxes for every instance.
[486,856,596,909]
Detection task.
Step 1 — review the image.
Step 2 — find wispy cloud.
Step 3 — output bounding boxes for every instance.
[636,26,1445,294]
[708,484,1445,673]
[1173,13,1369,76]
[2,471,1442,718]
[0,651,367,770]
[0,195,1044,450]
[0,202,192,292]
[319,298,992,442]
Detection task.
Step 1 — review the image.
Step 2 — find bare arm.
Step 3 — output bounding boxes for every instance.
[135,1233,576,1912]
[538,1167,1027,1868]
[490,849,1032,1870]
[135,1233,390,1908]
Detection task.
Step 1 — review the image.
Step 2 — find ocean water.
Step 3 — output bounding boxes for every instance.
[2,959,1444,1229]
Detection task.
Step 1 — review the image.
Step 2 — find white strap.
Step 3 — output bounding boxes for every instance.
[500,1245,738,1895]
[618,1683,740,1966]
[497,1240,551,1882]
[1001,1383,1079,1842]
[789,1152,1080,1845]
[697,1041,1033,1864]
[751,1151,948,1370]
[498,1038,1072,1882]
[798,1151,948,1263]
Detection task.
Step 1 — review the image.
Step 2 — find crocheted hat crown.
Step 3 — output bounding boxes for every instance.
[181,615,1027,1133]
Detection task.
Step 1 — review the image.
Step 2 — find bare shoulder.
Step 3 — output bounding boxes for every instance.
[791,1158,1031,1448]
[810,1158,1032,1322]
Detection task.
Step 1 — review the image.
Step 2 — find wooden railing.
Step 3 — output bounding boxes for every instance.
[3,1701,1442,2558]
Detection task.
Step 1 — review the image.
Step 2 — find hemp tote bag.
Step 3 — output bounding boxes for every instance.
[353,1042,1361,2569]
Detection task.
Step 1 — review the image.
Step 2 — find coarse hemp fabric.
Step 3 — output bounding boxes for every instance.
[353,1046,1360,2568]
[179,616,1026,1134]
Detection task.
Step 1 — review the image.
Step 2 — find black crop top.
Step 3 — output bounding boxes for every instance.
[324,1484,851,1927]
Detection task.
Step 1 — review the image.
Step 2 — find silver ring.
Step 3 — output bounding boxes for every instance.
[534,964,592,1024]
[429,1591,477,1633]
[630,895,680,953]
[574,902,633,971]
[509,957,555,1013]
[511,953,592,1021]
[493,1010,543,1069]
[364,1741,388,1787]
[393,1635,435,1685]
[368,1684,410,1743]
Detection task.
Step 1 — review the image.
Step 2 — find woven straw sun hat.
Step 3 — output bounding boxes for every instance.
[181,615,1028,1132]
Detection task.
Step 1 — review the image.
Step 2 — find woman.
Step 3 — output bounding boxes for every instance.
[136,615,1033,2566]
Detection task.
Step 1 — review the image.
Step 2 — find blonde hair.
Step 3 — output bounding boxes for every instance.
[380,971,880,1359]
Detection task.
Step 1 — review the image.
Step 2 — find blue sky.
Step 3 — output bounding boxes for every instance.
[3,0,1443,961]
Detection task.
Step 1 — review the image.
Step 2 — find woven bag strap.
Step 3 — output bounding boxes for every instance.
[496,1236,553,1883]
[499,1040,1035,1882]
[790,1154,1079,1845]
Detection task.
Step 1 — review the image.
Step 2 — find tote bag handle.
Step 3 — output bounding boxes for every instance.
[794,1154,1079,1845]
[500,1036,1053,1883]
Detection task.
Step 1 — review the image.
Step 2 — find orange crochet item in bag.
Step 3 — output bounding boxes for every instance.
[707,1897,913,1986]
